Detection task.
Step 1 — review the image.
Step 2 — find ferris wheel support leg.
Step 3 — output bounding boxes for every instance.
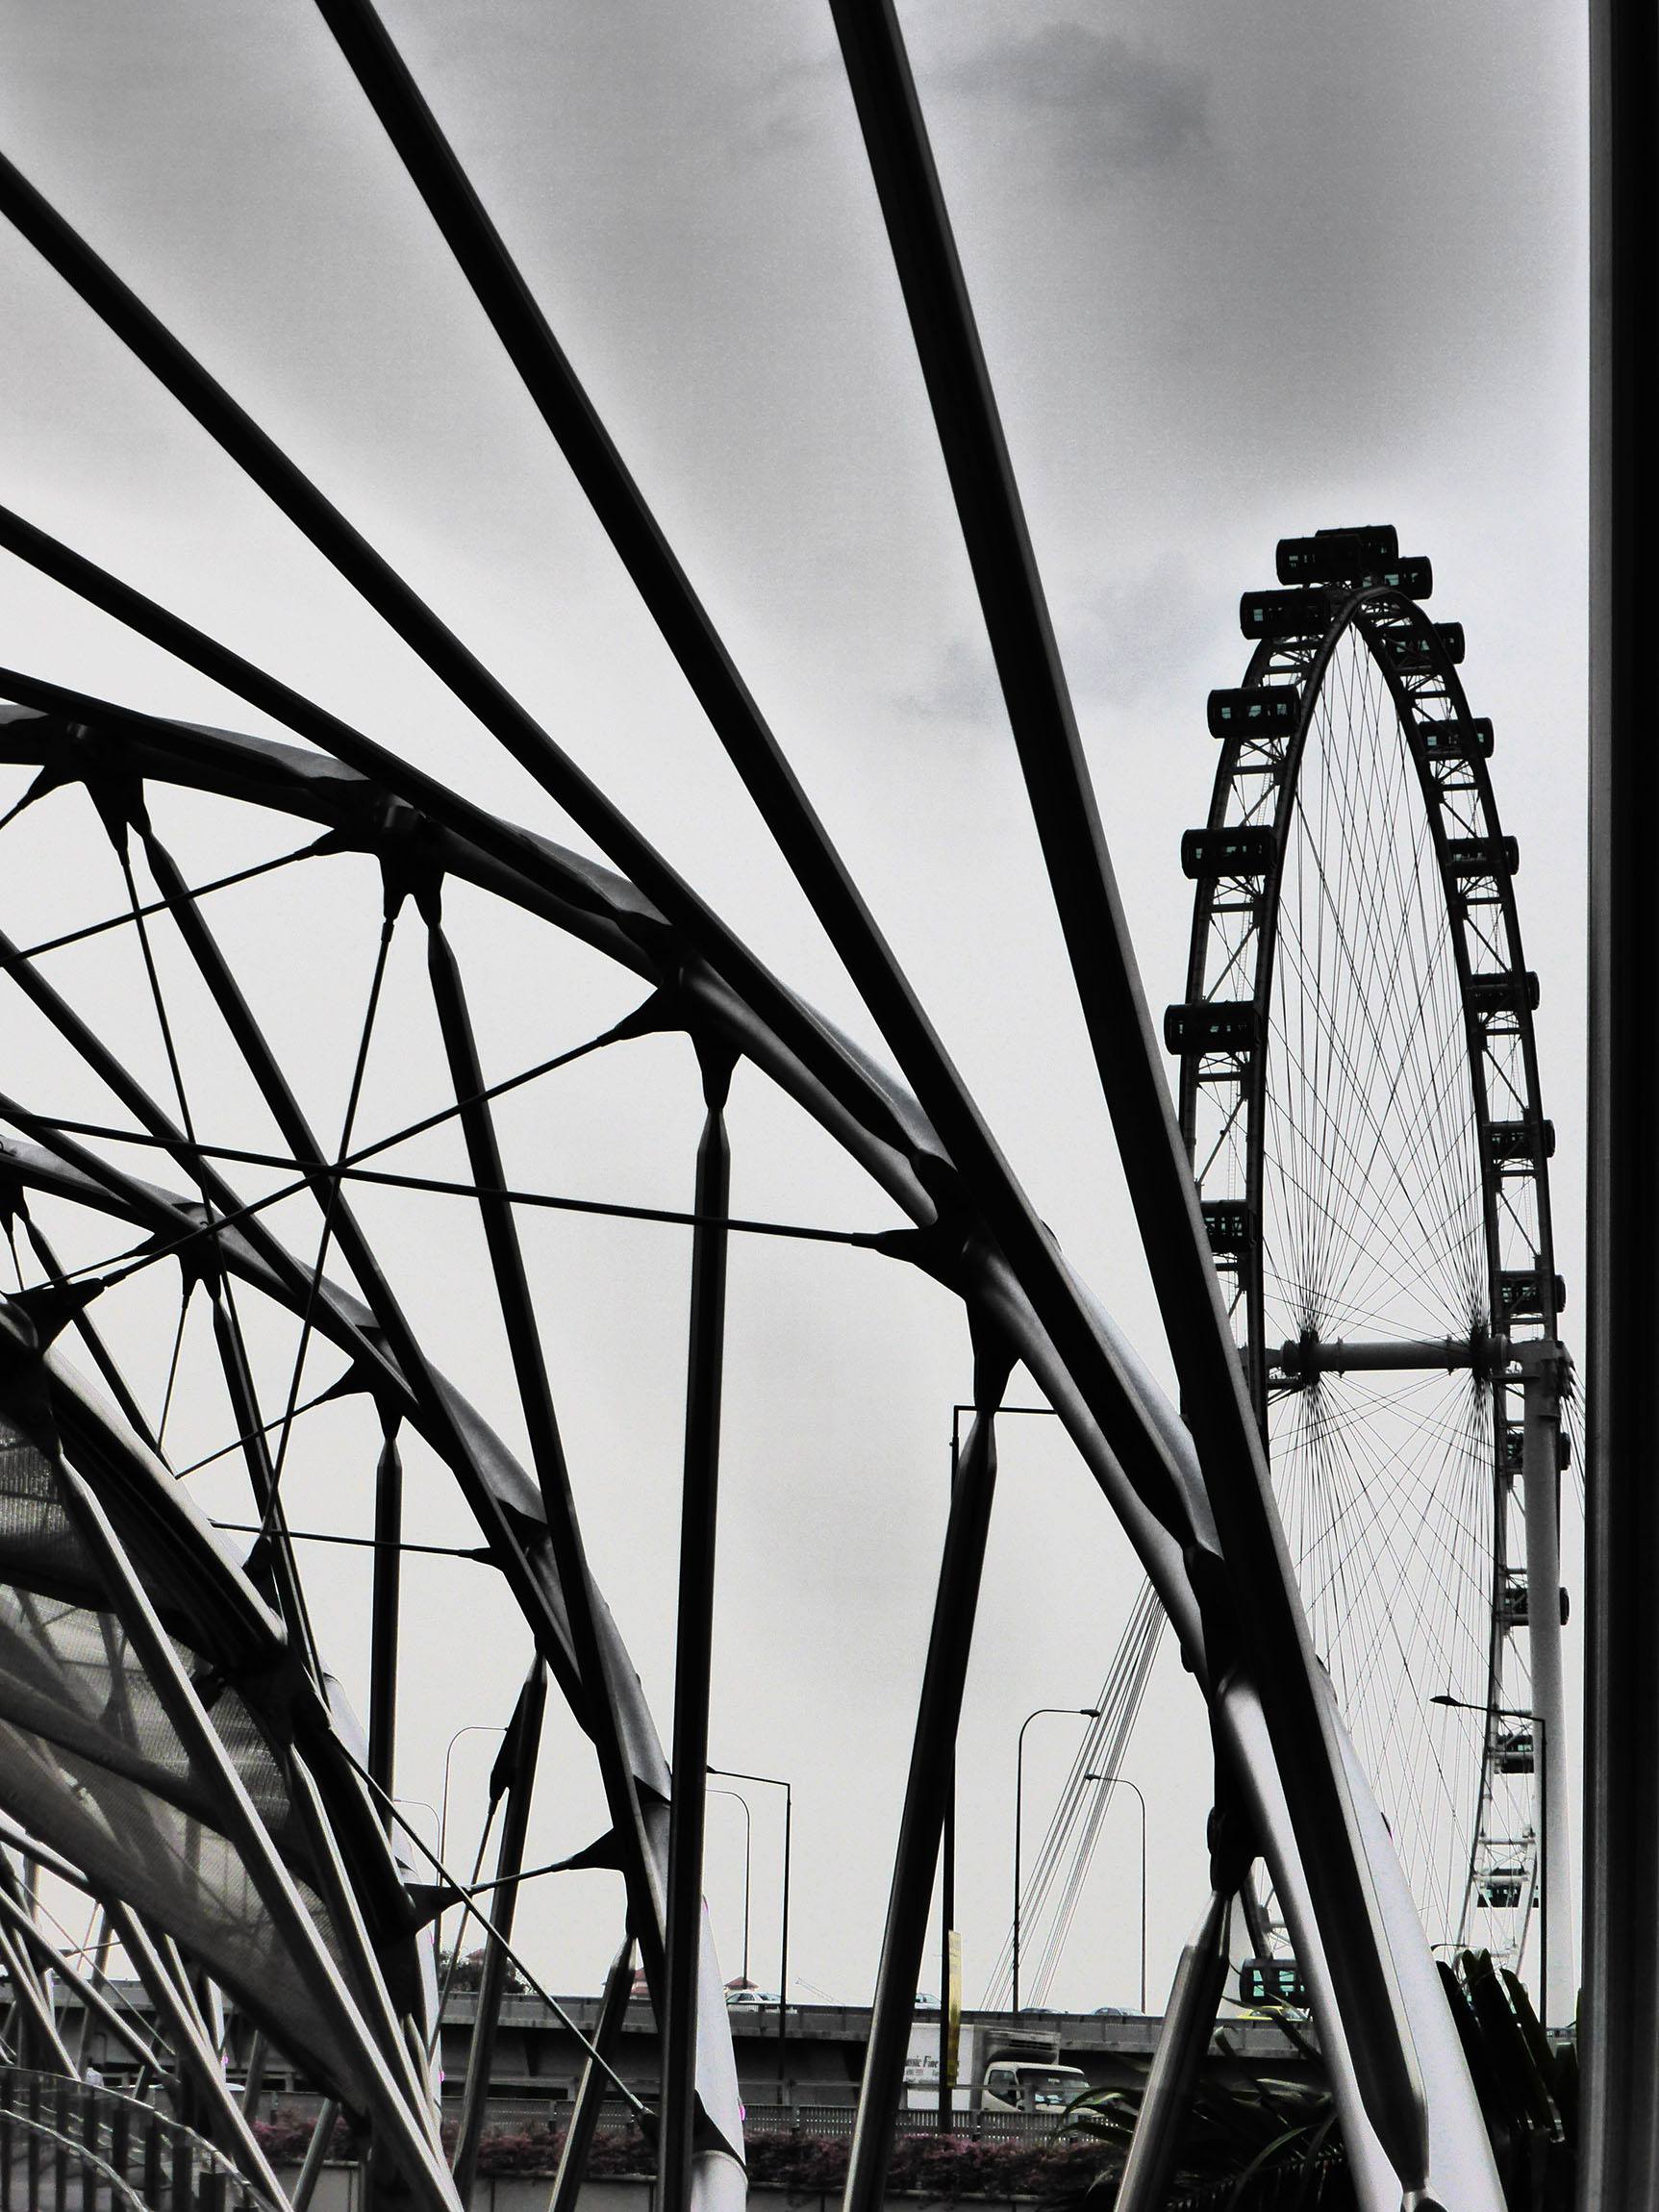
[1217,1679,1506,2212]
[1517,1343,1573,2030]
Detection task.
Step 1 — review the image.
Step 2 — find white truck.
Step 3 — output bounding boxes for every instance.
[903,2023,1089,2117]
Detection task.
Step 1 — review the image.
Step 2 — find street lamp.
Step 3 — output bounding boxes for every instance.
[1430,1693,1548,2021]
[1013,1707,1099,2015]
[438,1723,507,1872]
[708,1765,792,2092]
[1083,1773,1147,2015]
[707,1786,753,1986]
[940,1403,1060,2122]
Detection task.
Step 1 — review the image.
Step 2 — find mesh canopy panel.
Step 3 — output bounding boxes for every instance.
[0,1422,103,1604]
[0,1411,368,2099]
[0,1712,358,2091]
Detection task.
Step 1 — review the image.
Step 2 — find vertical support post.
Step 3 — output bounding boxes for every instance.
[1013,1735,1024,2017]
[937,1410,961,2138]
[368,1415,404,1807]
[240,2032,268,2127]
[23,2080,38,2212]
[937,1757,954,2136]
[69,1911,106,2074]
[842,1330,1012,2212]
[425,915,659,1970]
[777,1784,792,2098]
[1586,0,1659,2202]
[102,1907,285,2206]
[0,1920,71,2077]
[1112,1887,1231,2212]
[1516,1344,1572,2028]
[659,1043,734,2212]
[204,1278,323,1684]
[548,1938,636,2212]
[291,2101,339,2212]
[451,1660,547,2204]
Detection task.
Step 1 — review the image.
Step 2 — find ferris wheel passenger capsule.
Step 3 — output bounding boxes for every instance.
[1239,589,1330,641]
[1180,826,1275,880]
[1419,717,1495,759]
[1467,968,1541,1015]
[1275,525,1399,584]
[1385,621,1466,666]
[1444,836,1521,877]
[1207,685,1300,738]
[1163,999,1262,1056]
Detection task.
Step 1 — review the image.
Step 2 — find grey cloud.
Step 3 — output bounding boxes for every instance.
[935,21,1211,185]
[897,636,1003,725]
[738,50,843,158]
[1058,561,1208,707]
[899,560,1202,727]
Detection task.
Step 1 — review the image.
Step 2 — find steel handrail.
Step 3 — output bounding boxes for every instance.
[0,2067,286,2210]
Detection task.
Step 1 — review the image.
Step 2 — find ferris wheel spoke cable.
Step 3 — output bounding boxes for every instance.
[1260,1062,1479,1339]
[1297,1378,1489,1664]
[977,1578,1165,2010]
[1298,1411,1470,1926]
[1274,786,1473,1314]
[1268,980,1483,1332]
[1269,883,1469,1279]
[1029,1614,1164,2006]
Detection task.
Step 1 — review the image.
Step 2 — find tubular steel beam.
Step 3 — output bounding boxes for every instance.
[451,1662,547,2205]
[423,917,660,1966]
[660,1047,735,2212]
[825,7,1429,2191]
[1112,1888,1231,2212]
[367,1417,403,1806]
[549,1938,637,2212]
[73,835,591,1723]
[0,1918,73,2078]
[0,92,1210,1569]
[292,2099,340,2212]
[307,0,1211,1560]
[40,1426,462,2210]
[203,1274,325,1685]
[103,1905,288,2205]
[0,1888,163,2077]
[1585,4,1659,2195]
[843,1342,1010,2212]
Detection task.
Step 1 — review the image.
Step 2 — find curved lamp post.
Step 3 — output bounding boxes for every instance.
[708,1785,753,1986]
[709,1764,792,2091]
[1083,1772,1147,2015]
[1013,1707,1098,2014]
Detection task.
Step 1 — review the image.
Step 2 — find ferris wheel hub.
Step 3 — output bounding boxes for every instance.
[1270,1334,1509,1382]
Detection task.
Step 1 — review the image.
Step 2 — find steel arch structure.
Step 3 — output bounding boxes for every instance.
[0,5,1544,2211]
[1169,539,1571,2019]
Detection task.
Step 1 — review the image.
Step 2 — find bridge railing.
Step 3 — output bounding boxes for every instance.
[0,2069,281,2211]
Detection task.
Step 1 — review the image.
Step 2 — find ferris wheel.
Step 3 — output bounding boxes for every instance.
[1166,525,1572,2015]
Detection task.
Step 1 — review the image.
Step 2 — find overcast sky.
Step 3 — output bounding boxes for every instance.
[0,1,1588,2018]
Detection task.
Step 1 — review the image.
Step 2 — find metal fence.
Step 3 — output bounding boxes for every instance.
[736,2106,1065,2146]
[445,2094,1069,2149]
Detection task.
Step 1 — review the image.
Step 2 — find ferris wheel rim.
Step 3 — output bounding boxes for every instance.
[1171,558,1564,1957]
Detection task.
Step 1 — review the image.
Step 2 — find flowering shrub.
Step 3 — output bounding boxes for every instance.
[250,2109,1117,2195]
[252,2108,356,2164]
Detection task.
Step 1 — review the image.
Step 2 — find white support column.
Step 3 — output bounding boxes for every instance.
[1518,1339,1574,2028]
